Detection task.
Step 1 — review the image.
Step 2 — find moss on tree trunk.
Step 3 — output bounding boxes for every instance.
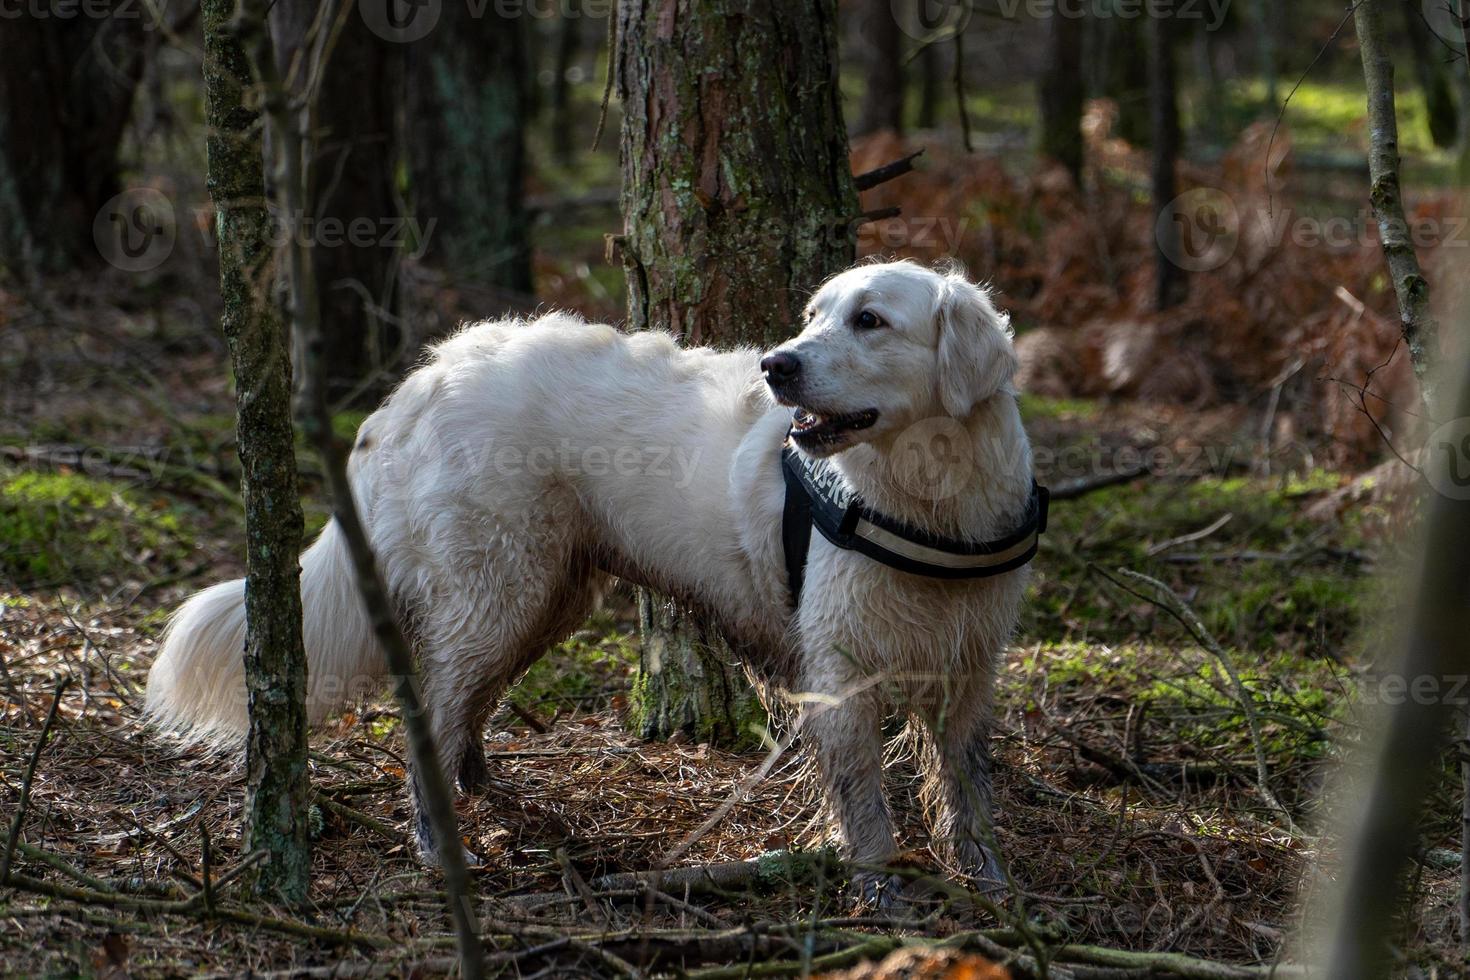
[202,0,311,904]
[405,6,532,293]
[616,0,858,745]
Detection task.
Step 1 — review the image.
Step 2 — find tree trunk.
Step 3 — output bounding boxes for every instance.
[1148,11,1185,311]
[549,13,583,164]
[406,6,533,295]
[269,0,403,404]
[202,0,310,905]
[236,4,481,968]
[1356,0,1442,398]
[1251,0,1278,110]
[916,40,942,130]
[1401,0,1459,150]
[1038,6,1085,181]
[0,4,143,274]
[617,0,858,745]
[853,0,905,137]
[1102,10,1149,146]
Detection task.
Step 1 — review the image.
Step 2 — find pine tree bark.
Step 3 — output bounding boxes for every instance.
[269,0,404,403]
[1148,10,1185,311]
[1038,7,1086,181]
[201,0,310,904]
[406,6,533,293]
[0,4,143,274]
[617,0,858,744]
[853,0,905,137]
[1355,0,1442,397]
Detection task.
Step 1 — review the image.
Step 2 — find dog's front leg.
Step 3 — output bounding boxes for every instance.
[922,704,1003,892]
[800,687,900,907]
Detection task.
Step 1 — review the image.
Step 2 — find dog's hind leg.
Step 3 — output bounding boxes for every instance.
[452,565,604,795]
[402,545,601,864]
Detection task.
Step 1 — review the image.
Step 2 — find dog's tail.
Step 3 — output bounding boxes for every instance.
[144,517,384,747]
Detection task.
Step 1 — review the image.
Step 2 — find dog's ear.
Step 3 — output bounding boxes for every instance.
[935,275,1018,417]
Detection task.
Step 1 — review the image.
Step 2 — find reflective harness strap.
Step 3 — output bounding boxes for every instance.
[780,443,1049,609]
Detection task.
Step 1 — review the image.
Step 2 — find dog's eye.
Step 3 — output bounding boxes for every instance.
[853,310,886,331]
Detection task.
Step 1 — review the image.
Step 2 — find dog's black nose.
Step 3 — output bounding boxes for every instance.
[761,351,801,384]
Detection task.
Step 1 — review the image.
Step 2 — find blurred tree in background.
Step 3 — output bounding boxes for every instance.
[0,4,144,275]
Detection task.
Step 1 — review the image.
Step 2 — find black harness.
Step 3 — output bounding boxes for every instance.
[780,441,1049,608]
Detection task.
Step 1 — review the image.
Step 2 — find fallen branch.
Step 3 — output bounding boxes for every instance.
[5,873,391,949]
[1048,464,1150,501]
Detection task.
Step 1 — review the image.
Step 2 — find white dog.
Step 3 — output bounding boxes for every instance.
[146,260,1042,900]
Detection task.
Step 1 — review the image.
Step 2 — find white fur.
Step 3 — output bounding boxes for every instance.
[144,261,1035,887]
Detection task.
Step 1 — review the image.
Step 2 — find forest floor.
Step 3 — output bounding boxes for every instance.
[0,275,1460,978]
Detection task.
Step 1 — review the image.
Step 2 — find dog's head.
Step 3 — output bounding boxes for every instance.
[761,260,1017,457]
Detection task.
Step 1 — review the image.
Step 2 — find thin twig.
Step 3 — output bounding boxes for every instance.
[1,676,69,884]
[1102,567,1301,836]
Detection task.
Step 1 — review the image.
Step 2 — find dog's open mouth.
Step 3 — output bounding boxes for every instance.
[790,407,880,449]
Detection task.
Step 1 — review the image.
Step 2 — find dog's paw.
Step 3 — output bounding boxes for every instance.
[849,871,909,912]
[413,833,482,871]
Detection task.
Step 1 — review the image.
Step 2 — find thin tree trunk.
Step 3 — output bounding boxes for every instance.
[617,0,858,745]
[0,4,143,274]
[1317,352,1470,980]
[270,0,404,404]
[1104,10,1150,146]
[550,13,582,164]
[236,2,482,973]
[201,0,310,904]
[1252,0,1278,110]
[1356,0,1442,398]
[406,5,533,294]
[916,41,942,130]
[853,0,905,137]
[1148,10,1185,311]
[1038,6,1085,181]
[1402,0,1458,149]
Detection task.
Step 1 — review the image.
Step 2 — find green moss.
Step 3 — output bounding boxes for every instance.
[1026,472,1373,658]
[510,608,641,716]
[1019,394,1101,423]
[1011,642,1342,769]
[0,469,195,586]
